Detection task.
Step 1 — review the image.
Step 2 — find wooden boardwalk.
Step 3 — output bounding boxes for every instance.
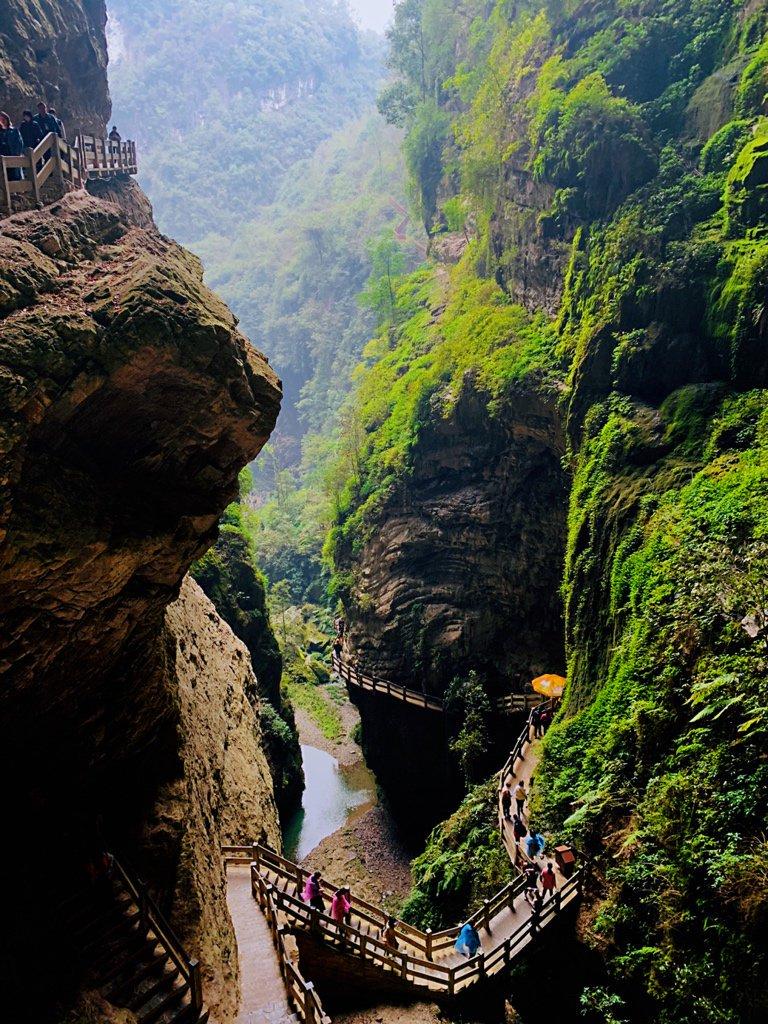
[227,864,297,1024]
[332,654,444,711]
[222,698,582,1011]
[1,130,138,216]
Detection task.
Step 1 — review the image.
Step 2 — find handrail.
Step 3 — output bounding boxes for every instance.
[111,855,204,1014]
[1,130,138,217]
[332,654,444,711]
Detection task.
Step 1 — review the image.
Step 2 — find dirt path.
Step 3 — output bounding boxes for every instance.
[292,684,362,766]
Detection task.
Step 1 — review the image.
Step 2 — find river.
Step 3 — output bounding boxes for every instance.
[283,743,377,861]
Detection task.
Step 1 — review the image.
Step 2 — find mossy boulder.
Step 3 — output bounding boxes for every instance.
[725,129,768,232]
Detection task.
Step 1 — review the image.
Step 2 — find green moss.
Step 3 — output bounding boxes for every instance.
[723,126,768,234]
[735,39,768,116]
[700,119,753,173]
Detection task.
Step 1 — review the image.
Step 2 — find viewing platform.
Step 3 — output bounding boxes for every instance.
[0,130,138,218]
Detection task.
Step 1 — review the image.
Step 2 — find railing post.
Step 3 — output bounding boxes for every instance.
[507,883,516,912]
[504,936,511,966]
[51,137,64,192]
[425,927,433,961]
[295,864,303,896]
[400,951,408,979]
[303,981,315,1023]
[448,967,455,998]
[555,890,562,914]
[477,951,485,979]
[359,933,367,960]
[25,149,41,206]
[482,899,491,932]
[1,157,12,215]
[310,905,319,932]
[189,958,203,1011]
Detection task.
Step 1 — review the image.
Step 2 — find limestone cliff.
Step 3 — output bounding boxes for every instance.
[0,184,282,1022]
[158,576,281,1023]
[0,0,110,133]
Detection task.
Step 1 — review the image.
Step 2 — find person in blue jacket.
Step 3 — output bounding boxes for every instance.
[455,921,481,958]
[0,112,25,180]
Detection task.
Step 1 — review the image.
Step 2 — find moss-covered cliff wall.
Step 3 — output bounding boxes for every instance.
[331,0,768,1020]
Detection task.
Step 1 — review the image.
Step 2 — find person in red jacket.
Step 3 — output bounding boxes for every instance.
[540,861,557,901]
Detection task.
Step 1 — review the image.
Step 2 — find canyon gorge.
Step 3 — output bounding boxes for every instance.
[1,1,767,1023]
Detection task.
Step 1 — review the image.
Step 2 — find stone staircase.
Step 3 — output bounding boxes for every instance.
[55,863,208,1024]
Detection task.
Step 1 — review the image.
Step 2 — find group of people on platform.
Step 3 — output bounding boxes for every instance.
[0,102,66,180]
[0,101,122,182]
[301,871,401,949]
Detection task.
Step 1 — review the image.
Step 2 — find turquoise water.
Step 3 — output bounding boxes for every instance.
[283,744,376,861]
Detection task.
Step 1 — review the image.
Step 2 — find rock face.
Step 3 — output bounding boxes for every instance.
[338,383,567,834]
[159,577,281,1023]
[192,523,305,818]
[0,185,282,1021]
[344,385,567,695]
[0,0,110,133]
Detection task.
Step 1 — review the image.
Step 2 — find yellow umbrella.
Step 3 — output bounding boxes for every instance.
[532,674,566,699]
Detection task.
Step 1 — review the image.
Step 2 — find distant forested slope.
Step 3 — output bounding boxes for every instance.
[107,0,384,240]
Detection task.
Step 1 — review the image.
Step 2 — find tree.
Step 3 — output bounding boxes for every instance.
[386,0,427,98]
[359,231,408,327]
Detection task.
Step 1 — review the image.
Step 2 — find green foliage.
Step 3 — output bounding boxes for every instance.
[700,119,753,173]
[723,125,768,235]
[403,100,450,223]
[531,72,658,219]
[359,231,410,326]
[445,671,493,787]
[400,778,511,930]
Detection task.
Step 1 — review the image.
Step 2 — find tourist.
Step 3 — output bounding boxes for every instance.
[501,783,512,821]
[530,888,544,929]
[0,112,24,181]
[330,887,351,930]
[302,871,325,912]
[513,779,527,816]
[531,704,543,739]
[512,812,527,842]
[540,861,557,901]
[332,633,343,661]
[525,830,545,860]
[19,110,41,149]
[48,107,65,140]
[455,921,481,958]
[540,705,553,733]
[108,125,122,144]
[523,863,539,905]
[34,102,60,139]
[381,915,399,949]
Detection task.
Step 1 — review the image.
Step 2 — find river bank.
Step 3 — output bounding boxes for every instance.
[285,681,415,912]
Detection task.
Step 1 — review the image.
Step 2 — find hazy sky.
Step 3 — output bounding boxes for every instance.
[347,0,394,33]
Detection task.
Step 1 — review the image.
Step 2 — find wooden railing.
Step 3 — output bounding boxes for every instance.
[112,854,205,1017]
[222,846,331,1024]
[332,654,444,711]
[497,692,545,714]
[0,130,137,216]
[223,823,582,996]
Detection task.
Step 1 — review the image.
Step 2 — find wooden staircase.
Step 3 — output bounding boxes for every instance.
[55,858,208,1024]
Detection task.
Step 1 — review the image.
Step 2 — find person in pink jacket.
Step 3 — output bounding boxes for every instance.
[330,887,352,931]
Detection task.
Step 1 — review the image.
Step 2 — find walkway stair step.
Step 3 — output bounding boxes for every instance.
[127,966,181,1012]
[102,942,165,995]
[135,978,189,1024]
[97,937,162,987]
